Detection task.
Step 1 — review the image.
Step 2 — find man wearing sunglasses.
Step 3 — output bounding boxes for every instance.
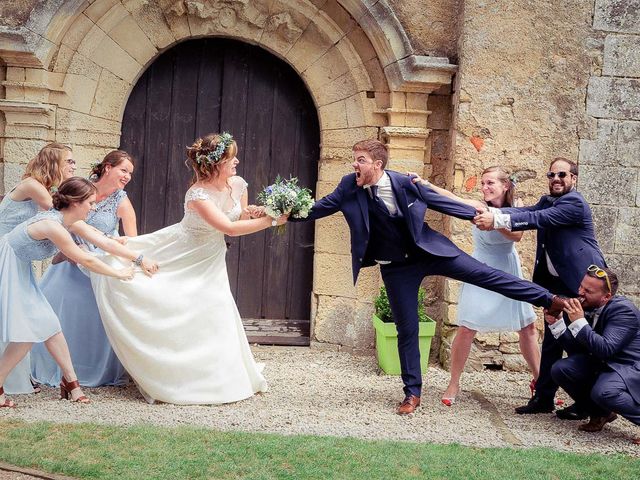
[474,157,606,416]
[546,266,640,442]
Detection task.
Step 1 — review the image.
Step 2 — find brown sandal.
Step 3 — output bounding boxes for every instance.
[60,377,90,403]
[0,386,16,408]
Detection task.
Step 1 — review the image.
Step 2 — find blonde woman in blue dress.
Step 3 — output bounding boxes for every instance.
[0,142,76,395]
[0,177,158,408]
[411,167,539,406]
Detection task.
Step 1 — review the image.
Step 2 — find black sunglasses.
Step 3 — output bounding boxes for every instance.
[546,171,572,179]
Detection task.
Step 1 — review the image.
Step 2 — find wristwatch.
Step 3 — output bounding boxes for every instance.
[271,218,277,227]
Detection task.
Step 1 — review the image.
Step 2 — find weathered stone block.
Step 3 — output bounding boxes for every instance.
[318,158,353,182]
[67,51,102,82]
[444,278,461,303]
[499,342,522,354]
[476,332,500,347]
[84,0,119,23]
[56,73,98,114]
[121,0,176,49]
[320,127,378,148]
[286,21,335,74]
[444,303,458,326]
[60,12,95,51]
[355,264,381,301]
[502,354,529,372]
[108,13,159,66]
[314,215,351,255]
[2,161,29,191]
[317,100,348,129]
[313,252,356,297]
[615,207,640,254]
[3,138,47,164]
[594,0,640,34]
[500,331,520,343]
[606,253,640,296]
[618,120,640,167]
[591,205,618,254]
[604,34,640,77]
[578,119,618,166]
[313,295,356,345]
[78,26,142,83]
[580,166,637,206]
[587,77,640,120]
[91,68,131,121]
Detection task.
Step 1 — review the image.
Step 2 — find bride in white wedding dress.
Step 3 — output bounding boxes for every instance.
[91,133,286,405]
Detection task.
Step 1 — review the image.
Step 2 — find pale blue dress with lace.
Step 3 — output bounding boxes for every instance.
[0,210,66,348]
[31,190,128,387]
[90,177,268,405]
[0,190,40,394]
[456,226,536,332]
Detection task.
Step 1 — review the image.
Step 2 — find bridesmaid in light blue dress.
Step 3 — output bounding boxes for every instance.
[0,177,157,408]
[412,167,539,406]
[0,142,75,395]
[32,151,137,387]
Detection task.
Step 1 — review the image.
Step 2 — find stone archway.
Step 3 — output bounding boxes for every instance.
[0,0,456,351]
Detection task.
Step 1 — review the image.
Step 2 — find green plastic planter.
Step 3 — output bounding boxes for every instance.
[372,314,436,375]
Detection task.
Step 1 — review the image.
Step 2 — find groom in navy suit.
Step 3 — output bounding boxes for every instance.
[547,267,640,440]
[294,139,566,414]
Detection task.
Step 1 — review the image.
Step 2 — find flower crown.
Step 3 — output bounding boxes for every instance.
[196,132,234,166]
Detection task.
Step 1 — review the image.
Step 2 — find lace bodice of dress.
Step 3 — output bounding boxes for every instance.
[87,189,126,235]
[180,177,248,237]
[0,189,39,237]
[6,209,66,261]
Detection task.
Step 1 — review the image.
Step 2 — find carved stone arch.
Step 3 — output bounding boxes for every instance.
[0,0,456,351]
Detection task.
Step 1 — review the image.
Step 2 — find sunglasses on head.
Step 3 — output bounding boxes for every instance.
[546,171,572,179]
[588,264,611,293]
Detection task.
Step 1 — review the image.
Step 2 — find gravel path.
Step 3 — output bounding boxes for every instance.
[2,346,638,457]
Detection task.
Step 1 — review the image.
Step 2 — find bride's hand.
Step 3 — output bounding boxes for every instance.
[140,257,159,277]
[275,214,289,226]
[245,205,266,218]
[117,266,135,280]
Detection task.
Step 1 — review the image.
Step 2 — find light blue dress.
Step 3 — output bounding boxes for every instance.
[0,191,40,394]
[31,190,128,387]
[456,226,536,332]
[0,210,64,346]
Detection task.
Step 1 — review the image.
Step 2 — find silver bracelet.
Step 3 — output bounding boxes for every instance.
[133,254,143,266]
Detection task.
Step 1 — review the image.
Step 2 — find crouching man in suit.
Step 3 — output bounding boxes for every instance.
[548,266,640,442]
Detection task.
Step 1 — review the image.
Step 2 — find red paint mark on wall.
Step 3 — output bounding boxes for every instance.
[470,136,484,152]
[464,176,477,192]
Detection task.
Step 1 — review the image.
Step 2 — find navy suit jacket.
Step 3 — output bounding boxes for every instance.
[558,297,640,403]
[500,190,605,294]
[301,170,477,283]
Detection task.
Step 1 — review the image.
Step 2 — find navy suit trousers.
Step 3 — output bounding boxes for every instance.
[380,250,552,397]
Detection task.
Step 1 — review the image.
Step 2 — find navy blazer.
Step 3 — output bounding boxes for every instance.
[558,297,640,403]
[302,170,477,283]
[500,190,605,293]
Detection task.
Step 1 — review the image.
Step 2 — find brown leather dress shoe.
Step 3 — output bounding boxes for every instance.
[578,412,618,432]
[397,395,421,415]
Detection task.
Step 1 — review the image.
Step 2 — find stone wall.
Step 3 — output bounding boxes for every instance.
[437,0,604,371]
[582,0,640,305]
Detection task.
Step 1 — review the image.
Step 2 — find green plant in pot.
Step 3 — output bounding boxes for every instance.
[372,285,436,375]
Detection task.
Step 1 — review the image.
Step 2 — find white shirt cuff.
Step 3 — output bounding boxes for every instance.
[491,210,511,230]
[568,318,588,337]
[548,318,567,339]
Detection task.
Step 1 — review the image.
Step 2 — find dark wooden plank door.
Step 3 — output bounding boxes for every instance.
[120,38,319,345]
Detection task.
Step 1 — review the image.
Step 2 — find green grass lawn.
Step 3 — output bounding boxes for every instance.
[0,419,637,479]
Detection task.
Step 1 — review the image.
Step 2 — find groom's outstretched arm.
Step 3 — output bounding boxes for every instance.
[415,181,477,220]
[291,175,349,222]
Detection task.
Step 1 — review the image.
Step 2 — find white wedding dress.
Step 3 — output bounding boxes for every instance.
[91,177,268,404]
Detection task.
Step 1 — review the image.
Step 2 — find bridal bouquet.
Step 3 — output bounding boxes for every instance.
[257,176,314,234]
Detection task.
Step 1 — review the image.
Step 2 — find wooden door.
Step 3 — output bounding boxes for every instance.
[120,38,319,345]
